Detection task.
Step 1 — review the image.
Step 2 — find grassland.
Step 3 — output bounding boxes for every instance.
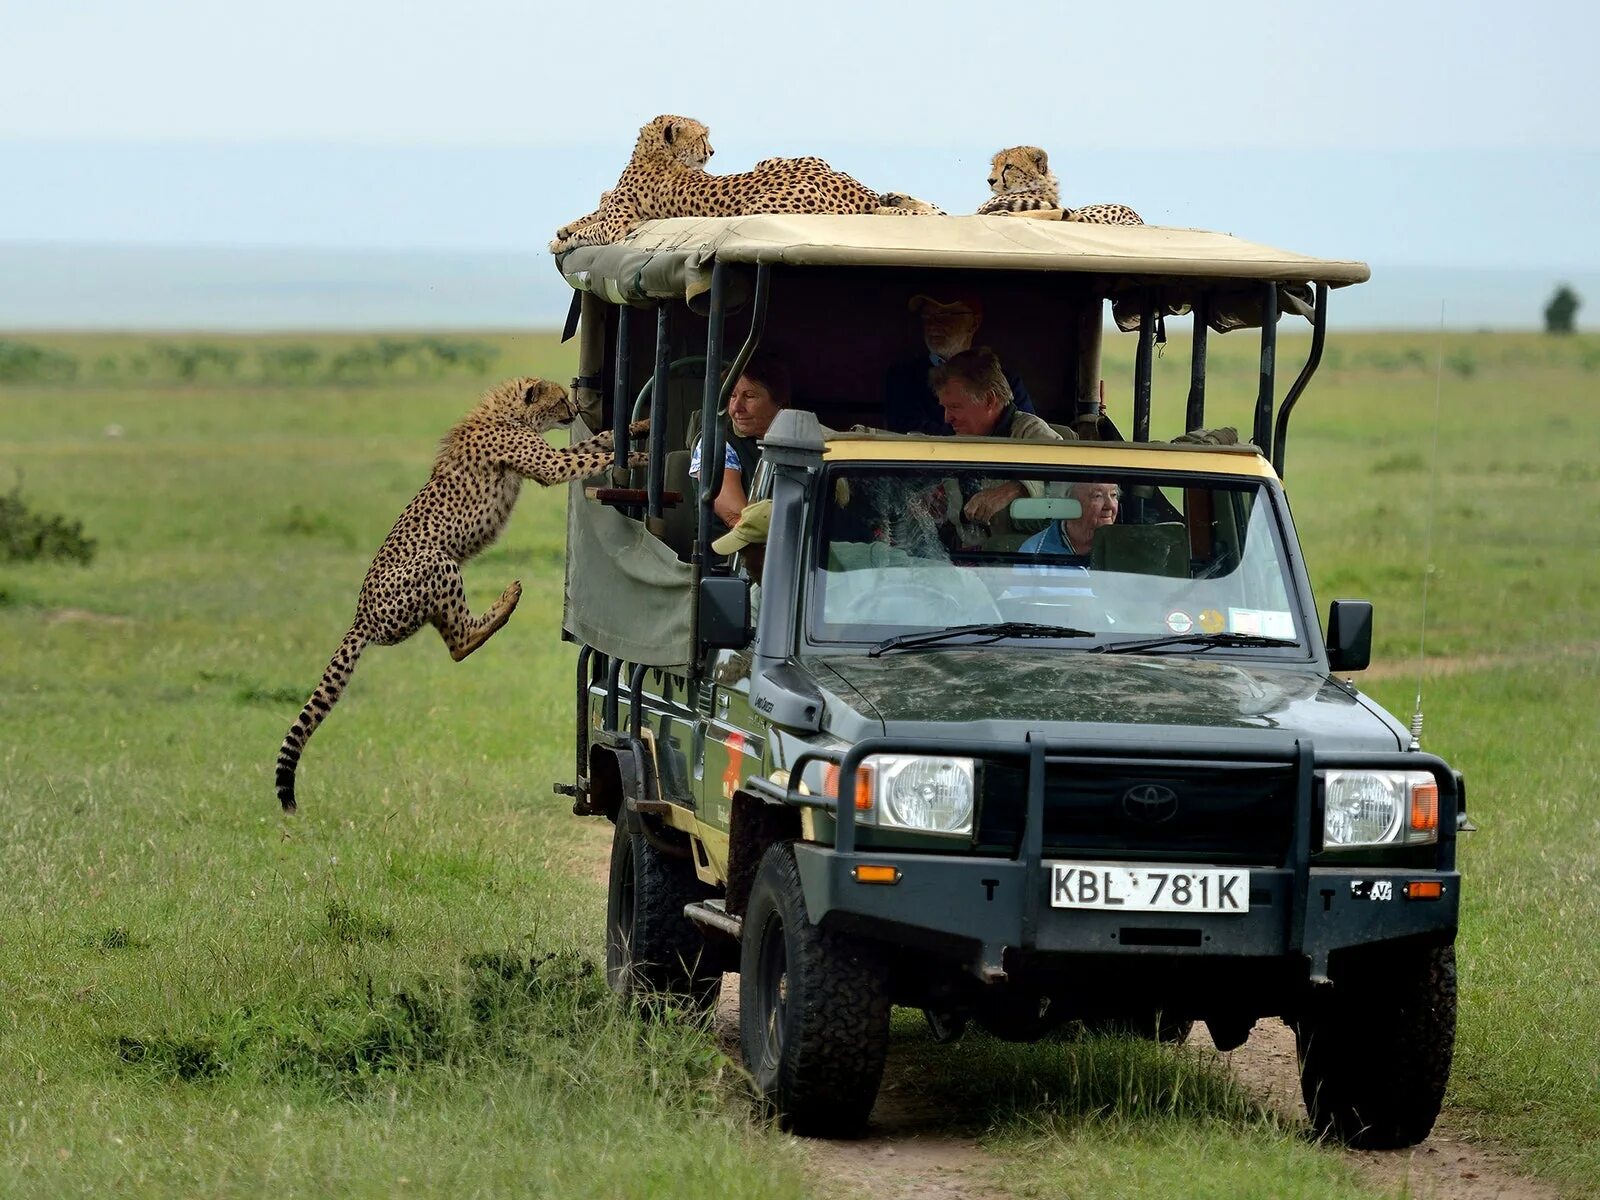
[1,328,1597,1198]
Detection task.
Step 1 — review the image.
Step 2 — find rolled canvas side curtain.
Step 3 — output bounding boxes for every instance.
[562,443,696,666]
[1110,282,1317,333]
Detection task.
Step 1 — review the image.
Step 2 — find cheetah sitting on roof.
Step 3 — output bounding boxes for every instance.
[550,114,941,253]
[975,145,1144,226]
[274,377,647,813]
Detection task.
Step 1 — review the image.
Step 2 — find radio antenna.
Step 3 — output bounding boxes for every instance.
[1411,304,1447,749]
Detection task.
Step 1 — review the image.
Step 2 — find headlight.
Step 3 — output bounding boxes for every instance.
[1322,770,1440,847]
[875,755,975,835]
[821,755,976,836]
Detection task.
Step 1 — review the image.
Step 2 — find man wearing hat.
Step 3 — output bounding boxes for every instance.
[883,293,1036,435]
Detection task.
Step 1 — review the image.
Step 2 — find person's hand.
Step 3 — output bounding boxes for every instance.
[963,481,1025,525]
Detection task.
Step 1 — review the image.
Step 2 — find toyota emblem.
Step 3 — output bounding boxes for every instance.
[1121,783,1179,823]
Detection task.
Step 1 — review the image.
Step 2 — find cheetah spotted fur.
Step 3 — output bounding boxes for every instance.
[550,114,939,253]
[274,377,647,812]
[974,145,1144,225]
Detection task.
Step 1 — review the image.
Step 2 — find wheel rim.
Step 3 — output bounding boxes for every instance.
[756,912,788,1073]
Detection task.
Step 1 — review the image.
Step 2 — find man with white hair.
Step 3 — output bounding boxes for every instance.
[884,292,1036,435]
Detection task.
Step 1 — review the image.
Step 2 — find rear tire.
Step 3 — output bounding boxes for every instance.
[605,815,721,1010]
[1295,940,1457,1149]
[739,842,890,1136]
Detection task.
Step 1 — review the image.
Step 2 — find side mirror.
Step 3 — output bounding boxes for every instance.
[1326,599,1373,674]
[699,575,752,651]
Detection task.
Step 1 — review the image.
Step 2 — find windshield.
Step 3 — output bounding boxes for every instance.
[807,464,1306,653]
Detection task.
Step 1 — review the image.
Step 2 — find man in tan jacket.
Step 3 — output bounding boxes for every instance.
[930,347,1069,524]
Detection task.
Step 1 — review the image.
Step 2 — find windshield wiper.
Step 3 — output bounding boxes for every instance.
[868,621,1095,658]
[1093,631,1297,655]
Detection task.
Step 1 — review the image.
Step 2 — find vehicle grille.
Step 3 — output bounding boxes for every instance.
[978,759,1296,866]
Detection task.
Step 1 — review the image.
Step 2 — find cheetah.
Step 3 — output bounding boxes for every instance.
[974,144,1144,225]
[550,114,938,253]
[976,145,1061,214]
[273,377,647,813]
[1064,202,1144,226]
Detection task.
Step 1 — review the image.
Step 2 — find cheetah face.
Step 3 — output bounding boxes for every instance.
[520,379,577,433]
[988,146,1051,196]
[636,114,714,170]
[487,377,575,432]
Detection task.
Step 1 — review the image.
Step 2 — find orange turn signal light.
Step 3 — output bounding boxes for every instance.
[1409,780,1439,833]
[823,763,875,811]
[853,864,901,885]
[1404,880,1444,900]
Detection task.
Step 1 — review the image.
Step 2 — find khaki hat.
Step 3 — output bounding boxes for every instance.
[908,293,983,318]
[712,499,772,556]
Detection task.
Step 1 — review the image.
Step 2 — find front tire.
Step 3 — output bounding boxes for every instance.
[739,842,890,1136]
[1295,940,1457,1149]
[605,814,721,1010]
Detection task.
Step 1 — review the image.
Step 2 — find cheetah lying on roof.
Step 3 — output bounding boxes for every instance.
[975,145,1144,225]
[274,377,647,813]
[550,114,941,253]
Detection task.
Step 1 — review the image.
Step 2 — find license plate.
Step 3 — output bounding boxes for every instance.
[1048,862,1249,914]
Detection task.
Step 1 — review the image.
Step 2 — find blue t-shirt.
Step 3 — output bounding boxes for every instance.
[1011,522,1093,599]
[688,440,742,480]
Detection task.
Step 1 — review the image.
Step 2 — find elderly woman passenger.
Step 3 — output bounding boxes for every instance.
[690,351,789,531]
[1019,480,1121,556]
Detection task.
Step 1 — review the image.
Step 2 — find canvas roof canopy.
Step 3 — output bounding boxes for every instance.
[554,213,1370,330]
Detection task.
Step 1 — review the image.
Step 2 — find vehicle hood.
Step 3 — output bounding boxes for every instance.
[811,649,1403,751]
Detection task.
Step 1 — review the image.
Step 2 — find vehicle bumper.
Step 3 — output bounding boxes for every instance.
[792,845,1460,984]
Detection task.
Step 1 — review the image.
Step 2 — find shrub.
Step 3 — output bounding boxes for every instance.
[0,340,78,383]
[0,476,97,564]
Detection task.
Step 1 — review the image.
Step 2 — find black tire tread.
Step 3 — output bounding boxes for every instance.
[740,841,891,1137]
[606,816,720,1008]
[1296,940,1457,1149]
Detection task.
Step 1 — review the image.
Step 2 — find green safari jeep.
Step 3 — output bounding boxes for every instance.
[551,213,1467,1147]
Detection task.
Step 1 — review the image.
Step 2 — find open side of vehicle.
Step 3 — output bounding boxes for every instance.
[551,215,1466,1145]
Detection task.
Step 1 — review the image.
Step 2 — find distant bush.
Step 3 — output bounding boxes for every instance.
[0,340,78,383]
[1446,348,1478,378]
[0,336,503,386]
[0,476,97,564]
[259,345,322,381]
[1544,284,1580,334]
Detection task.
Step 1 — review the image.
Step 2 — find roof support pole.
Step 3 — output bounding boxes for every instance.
[695,261,728,568]
[1072,301,1104,439]
[715,263,772,418]
[611,304,631,476]
[1272,282,1330,479]
[646,304,671,531]
[1186,294,1209,433]
[1254,282,1279,455]
[1133,294,1156,443]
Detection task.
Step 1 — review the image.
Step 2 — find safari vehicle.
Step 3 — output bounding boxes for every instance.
[551,215,1466,1147]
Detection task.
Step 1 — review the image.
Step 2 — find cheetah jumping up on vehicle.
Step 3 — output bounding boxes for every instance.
[975,145,1144,225]
[274,377,647,813]
[550,114,940,253]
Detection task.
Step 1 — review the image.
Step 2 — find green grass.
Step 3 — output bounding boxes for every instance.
[1,328,1596,1198]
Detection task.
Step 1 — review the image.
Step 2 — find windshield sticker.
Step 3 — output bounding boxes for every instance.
[1198,608,1225,634]
[1165,610,1194,634]
[1228,608,1295,639]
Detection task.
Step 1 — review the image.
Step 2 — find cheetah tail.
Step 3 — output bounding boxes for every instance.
[275,627,368,813]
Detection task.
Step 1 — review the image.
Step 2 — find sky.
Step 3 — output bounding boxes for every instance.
[3,0,1598,327]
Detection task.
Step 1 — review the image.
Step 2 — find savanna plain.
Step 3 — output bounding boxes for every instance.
[1,327,1596,1199]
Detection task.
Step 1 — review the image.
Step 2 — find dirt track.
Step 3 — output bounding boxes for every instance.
[710,981,1558,1200]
